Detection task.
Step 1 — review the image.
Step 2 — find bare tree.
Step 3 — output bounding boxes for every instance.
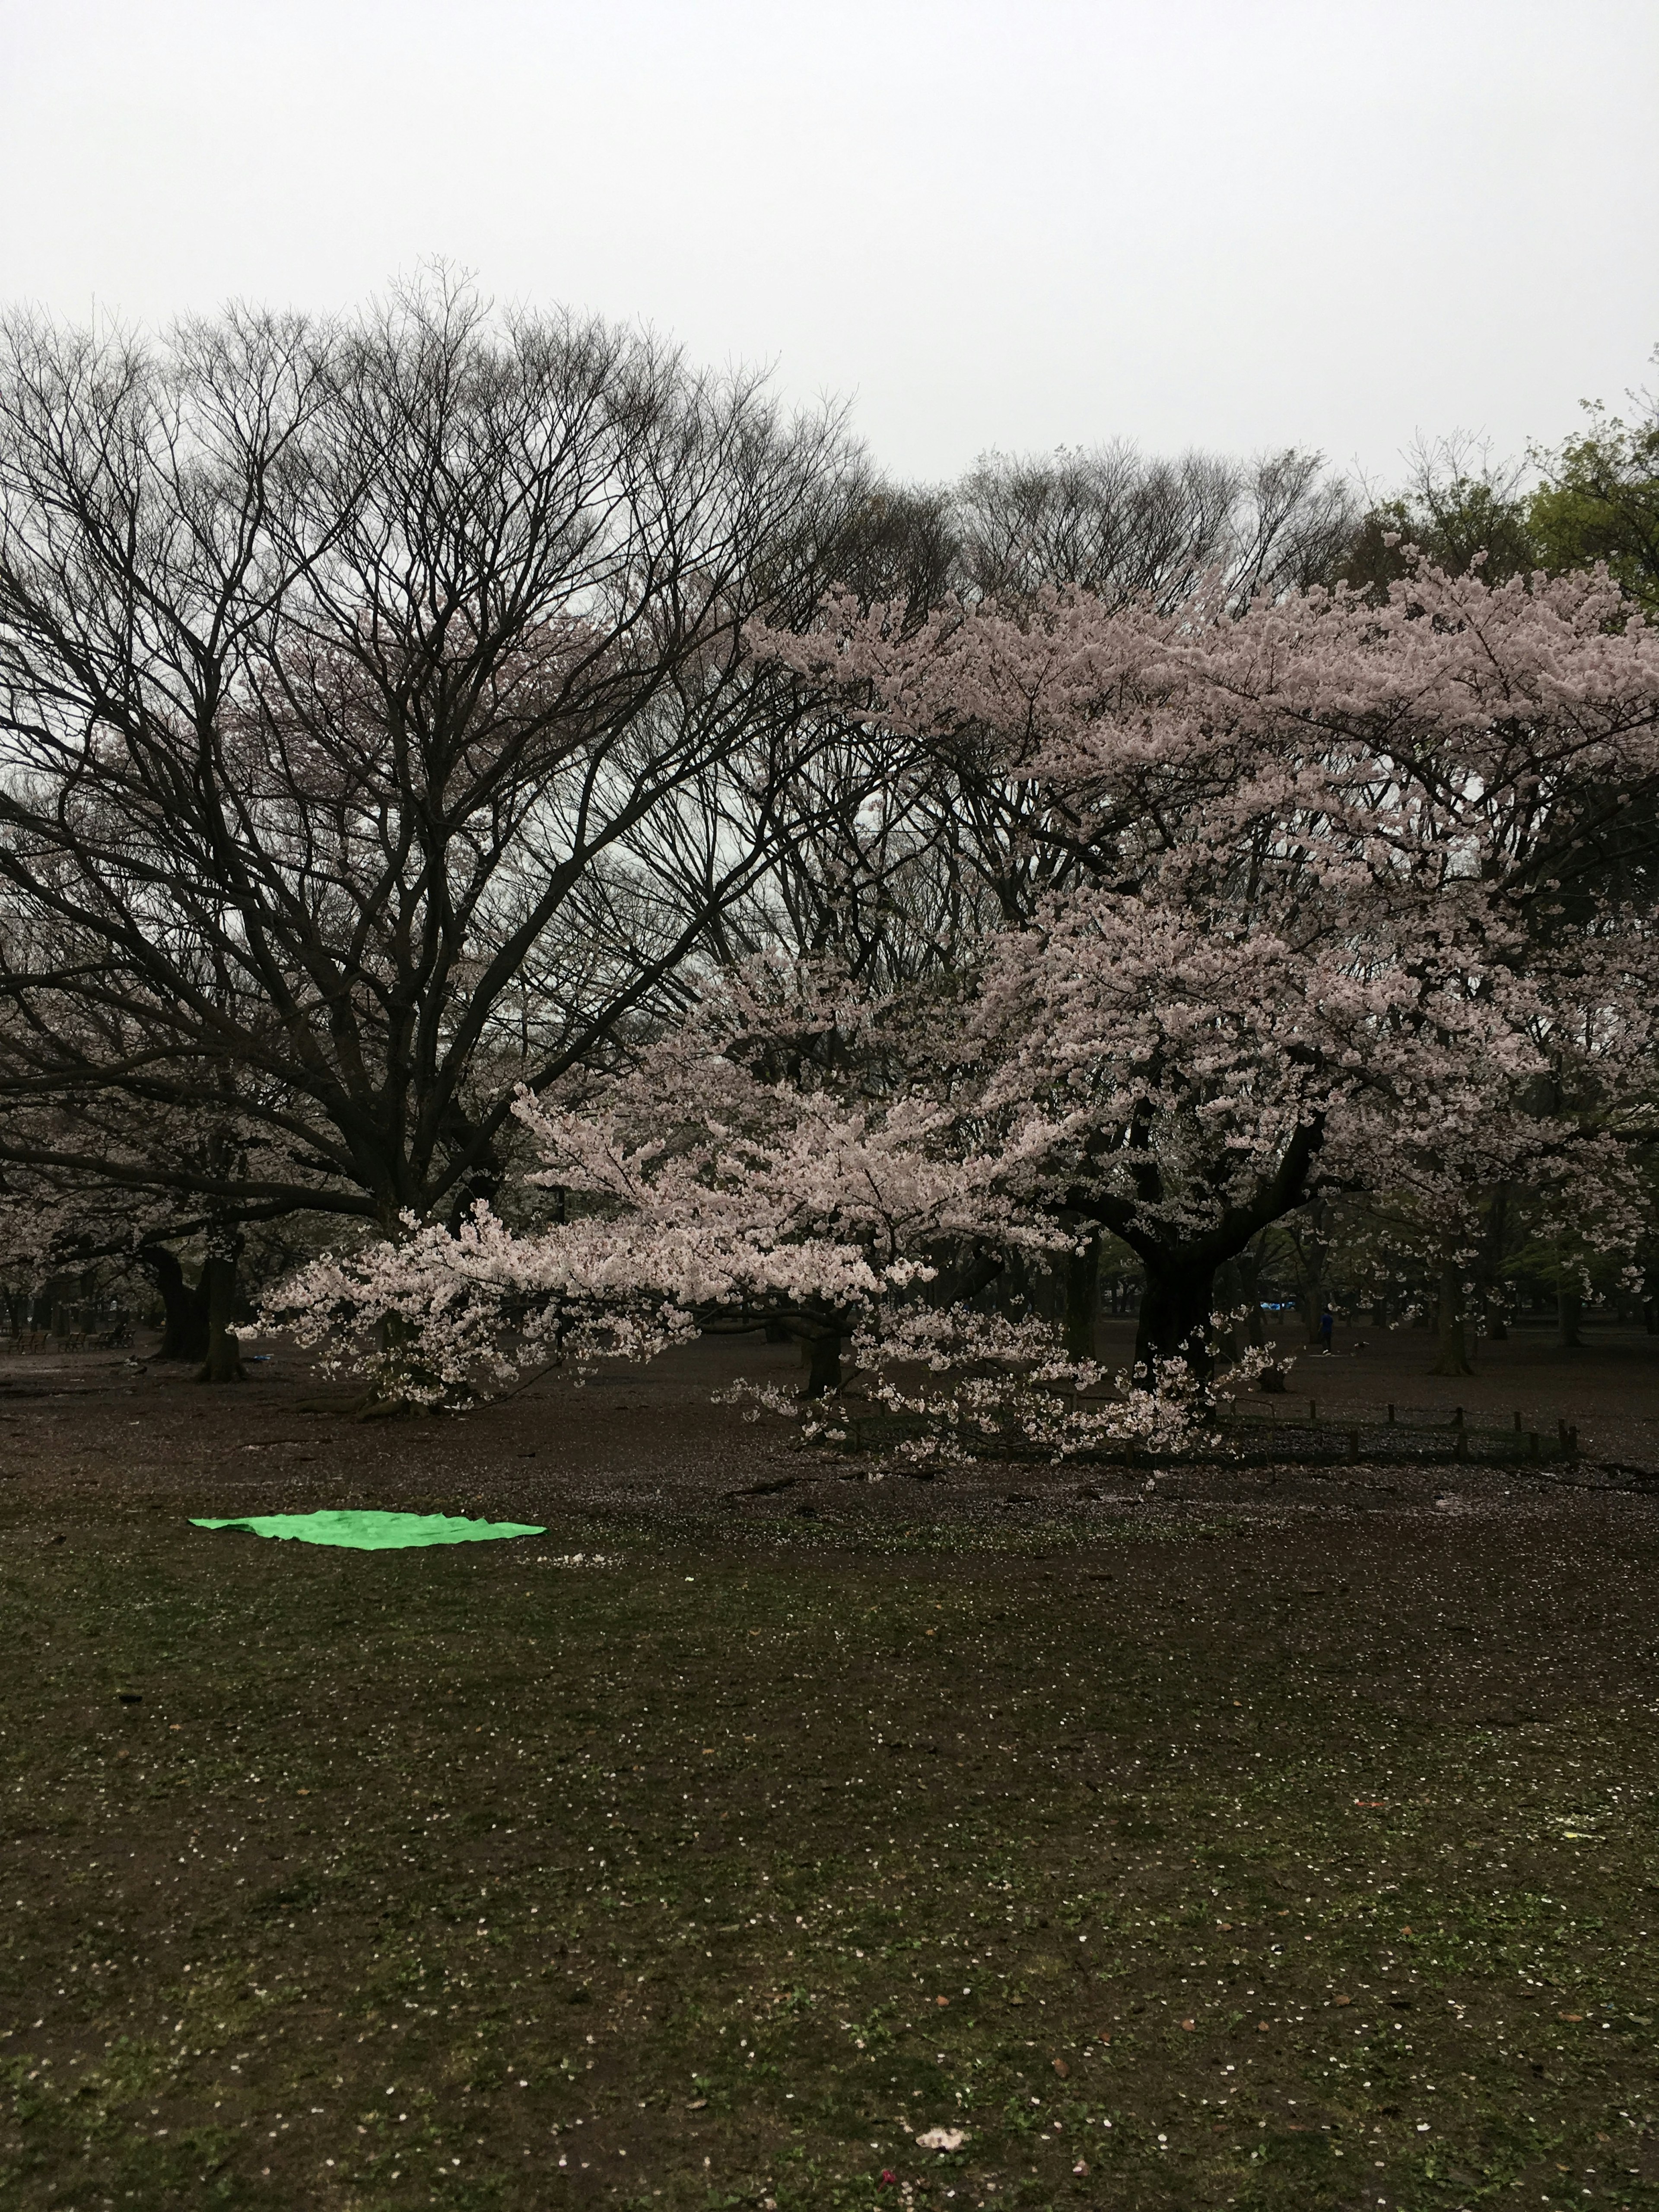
[0,281,871,1355]
[952,442,1356,607]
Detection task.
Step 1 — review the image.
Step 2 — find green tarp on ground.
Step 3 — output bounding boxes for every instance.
[190,1510,546,1550]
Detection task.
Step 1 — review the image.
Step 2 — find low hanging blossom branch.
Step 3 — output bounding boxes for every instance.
[251,1208,703,1408]
[717,1303,1286,1466]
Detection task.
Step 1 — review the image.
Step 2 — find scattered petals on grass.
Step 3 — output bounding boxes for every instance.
[5,1350,1658,2210]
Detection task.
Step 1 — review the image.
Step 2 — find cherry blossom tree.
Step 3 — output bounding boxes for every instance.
[259,959,1244,1453]
[748,559,1659,1372]
[261,558,1659,1427]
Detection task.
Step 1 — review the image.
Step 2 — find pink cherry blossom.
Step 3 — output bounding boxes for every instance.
[263,558,1659,1433]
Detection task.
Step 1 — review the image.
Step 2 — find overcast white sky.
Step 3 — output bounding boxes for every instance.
[2,0,1656,490]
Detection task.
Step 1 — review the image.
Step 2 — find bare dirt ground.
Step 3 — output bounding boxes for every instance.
[3,1323,1658,2212]
[2,1316,1656,1534]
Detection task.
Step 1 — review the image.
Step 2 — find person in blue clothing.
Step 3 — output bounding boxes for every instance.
[1319,1308,1334,1354]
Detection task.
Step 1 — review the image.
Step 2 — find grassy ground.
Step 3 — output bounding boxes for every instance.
[4,1456,1659,2212]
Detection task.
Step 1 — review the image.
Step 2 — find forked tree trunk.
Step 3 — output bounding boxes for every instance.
[1430,1265,1474,1377]
[354,1308,454,1416]
[141,1245,210,1362]
[1106,1108,1331,1393]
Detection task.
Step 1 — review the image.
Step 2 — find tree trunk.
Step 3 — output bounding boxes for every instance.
[1282,1203,1330,1345]
[140,1244,210,1362]
[353,1307,449,1416]
[802,1333,842,1398]
[1063,1235,1101,1360]
[1133,1258,1217,1382]
[195,1239,245,1384]
[1213,1258,1243,1365]
[1234,1249,1268,1349]
[1557,1287,1583,1349]
[1430,1266,1474,1377]
[1214,1252,1269,1368]
[1474,1187,1511,1341]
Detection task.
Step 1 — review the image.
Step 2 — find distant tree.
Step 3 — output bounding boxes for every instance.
[0,1081,323,1376]
[824,484,960,624]
[952,442,1356,608]
[1529,357,1659,610]
[1339,438,1538,597]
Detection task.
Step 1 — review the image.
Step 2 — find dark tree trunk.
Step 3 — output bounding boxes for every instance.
[1475,1187,1511,1340]
[1063,1234,1101,1360]
[1070,1108,1326,1396]
[1430,1265,1474,1377]
[140,1244,209,1362]
[802,1334,842,1398]
[1133,1259,1218,1382]
[1213,1257,1245,1365]
[1233,1249,1268,1349]
[1557,1287,1583,1349]
[1281,1202,1330,1345]
[1214,1254,1268,1366]
[195,1240,245,1384]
